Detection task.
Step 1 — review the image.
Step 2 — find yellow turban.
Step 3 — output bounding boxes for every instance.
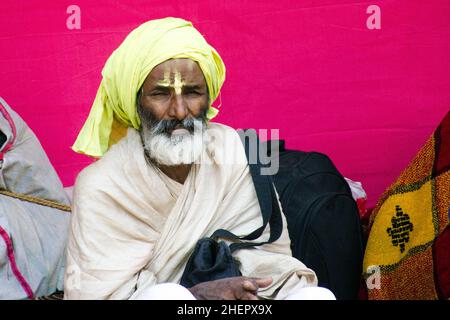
[72,17,226,157]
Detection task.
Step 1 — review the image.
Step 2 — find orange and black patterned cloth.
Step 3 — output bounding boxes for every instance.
[363,111,450,300]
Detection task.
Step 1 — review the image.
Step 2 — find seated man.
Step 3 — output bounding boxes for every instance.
[64,17,333,300]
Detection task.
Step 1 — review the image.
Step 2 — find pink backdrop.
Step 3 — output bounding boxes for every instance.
[1,1,449,207]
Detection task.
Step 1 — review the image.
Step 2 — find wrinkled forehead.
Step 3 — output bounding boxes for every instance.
[146,58,206,85]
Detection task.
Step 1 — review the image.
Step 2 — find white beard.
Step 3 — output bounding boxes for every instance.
[141,120,205,166]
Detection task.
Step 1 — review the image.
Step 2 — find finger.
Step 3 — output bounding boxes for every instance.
[239,291,259,300]
[254,277,273,288]
[242,279,258,292]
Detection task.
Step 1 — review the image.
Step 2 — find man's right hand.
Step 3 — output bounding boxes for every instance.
[187,276,273,300]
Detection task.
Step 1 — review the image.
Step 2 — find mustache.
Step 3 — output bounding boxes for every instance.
[138,104,208,136]
[151,117,199,136]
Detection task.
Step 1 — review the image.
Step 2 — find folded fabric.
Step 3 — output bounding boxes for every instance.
[0,97,71,299]
[363,111,450,299]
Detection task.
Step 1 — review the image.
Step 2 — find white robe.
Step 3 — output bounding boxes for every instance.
[64,123,317,300]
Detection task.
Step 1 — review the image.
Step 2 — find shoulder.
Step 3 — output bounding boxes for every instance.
[75,128,139,190]
[73,154,120,204]
[75,160,106,190]
[204,122,248,168]
[207,122,240,138]
[208,122,235,131]
[72,161,113,215]
[206,122,243,149]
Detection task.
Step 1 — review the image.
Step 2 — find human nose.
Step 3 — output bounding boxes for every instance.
[167,93,188,121]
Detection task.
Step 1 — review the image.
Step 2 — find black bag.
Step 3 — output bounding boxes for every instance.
[263,140,365,300]
[179,237,242,288]
[180,132,283,288]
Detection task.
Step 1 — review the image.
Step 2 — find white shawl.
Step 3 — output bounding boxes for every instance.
[64,123,317,300]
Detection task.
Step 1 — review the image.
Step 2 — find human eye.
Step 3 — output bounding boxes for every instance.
[184,89,202,96]
[150,90,169,97]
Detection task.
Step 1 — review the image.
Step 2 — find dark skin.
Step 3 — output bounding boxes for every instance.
[188,277,273,300]
[139,59,273,299]
[139,58,207,184]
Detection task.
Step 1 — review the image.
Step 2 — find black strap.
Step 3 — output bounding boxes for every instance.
[210,129,283,252]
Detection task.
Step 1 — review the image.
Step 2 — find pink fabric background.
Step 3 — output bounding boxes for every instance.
[0,1,449,207]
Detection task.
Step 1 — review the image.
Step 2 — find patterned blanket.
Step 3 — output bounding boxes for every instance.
[363,111,450,300]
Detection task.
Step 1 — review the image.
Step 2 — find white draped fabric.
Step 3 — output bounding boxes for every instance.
[64,123,317,300]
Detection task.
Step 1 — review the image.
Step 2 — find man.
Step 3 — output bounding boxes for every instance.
[65,17,333,300]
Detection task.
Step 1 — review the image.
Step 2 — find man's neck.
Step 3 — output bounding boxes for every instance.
[142,144,192,184]
[157,163,192,184]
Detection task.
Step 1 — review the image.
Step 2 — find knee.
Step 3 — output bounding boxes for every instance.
[285,286,336,300]
[134,283,196,300]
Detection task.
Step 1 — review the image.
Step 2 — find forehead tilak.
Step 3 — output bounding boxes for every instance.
[155,70,185,95]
